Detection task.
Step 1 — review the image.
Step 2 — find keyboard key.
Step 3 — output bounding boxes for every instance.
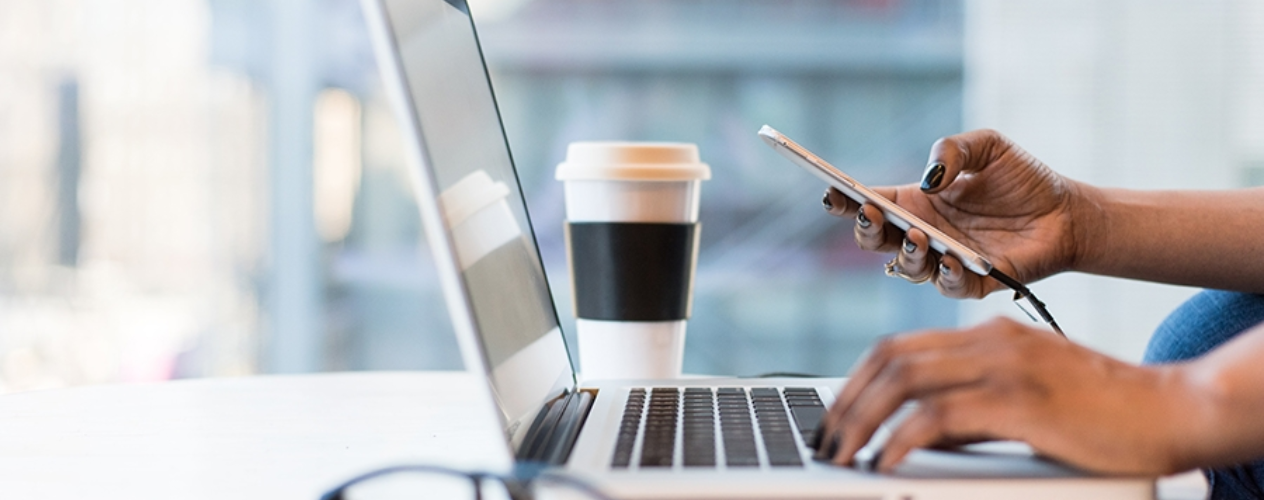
[641,388,680,468]
[682,388,715,467]
[750,387,780,399]
[718,388,761,467]
[753,388,803,467]
[616,386,815,470]
[791,405,827,439]
[612,388,647,468]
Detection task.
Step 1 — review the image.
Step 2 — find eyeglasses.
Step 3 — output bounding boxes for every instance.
[320,463,615,500]
[988,268,1065,337]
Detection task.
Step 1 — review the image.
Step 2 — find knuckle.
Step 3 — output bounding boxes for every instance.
[933,401,968,432]
[977,128,1002,140]
[870,336,904,361]
[935,277,971,298]
[855,233,883,251]
[990,344,1026,372]
[895,254,916,271]
[837,408,868,441]
[998,317,1029,338]
[978,128,1014,153]
[884,358,917,387]
[987,316,1021,329]
[919,403,949,432]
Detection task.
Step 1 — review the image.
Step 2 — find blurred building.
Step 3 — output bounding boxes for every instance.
[962,1,1264,361]
[1,0,1257,392]
[0,0,261,391]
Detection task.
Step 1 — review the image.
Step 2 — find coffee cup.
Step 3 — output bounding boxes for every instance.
[555,142,710,380]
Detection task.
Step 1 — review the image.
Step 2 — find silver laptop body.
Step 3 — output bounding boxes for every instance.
[360,0,1153,498]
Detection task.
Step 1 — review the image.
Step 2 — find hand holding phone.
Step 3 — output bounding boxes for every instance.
[759,125,994,276]
[758,125,1064,336]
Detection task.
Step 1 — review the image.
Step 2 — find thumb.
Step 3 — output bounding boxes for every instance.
[921,129,1005,194]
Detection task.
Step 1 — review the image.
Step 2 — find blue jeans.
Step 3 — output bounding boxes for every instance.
[1144,290,1264,500]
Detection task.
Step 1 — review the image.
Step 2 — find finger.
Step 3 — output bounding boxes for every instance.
[875,388,1004,472]
[824,187,858,218]
[818,330,985,460]
[825,186,901,216]
[831,348,993,465]
[932,255,988,299]
[853,204,902,253]
[923,129,1006,194]
[829,331,980,420]
[894,228,934,282]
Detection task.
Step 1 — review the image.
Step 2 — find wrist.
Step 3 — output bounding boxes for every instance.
[1153,364,1220,473]
[1063,179,1110,274]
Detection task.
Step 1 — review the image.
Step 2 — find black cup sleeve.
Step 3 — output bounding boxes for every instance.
[566,222,699,322]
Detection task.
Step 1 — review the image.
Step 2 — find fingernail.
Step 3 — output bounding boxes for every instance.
[870,450,886,472]
[815,433,841,460]
[822,192,833,210]
[902,238,916,254]
[812,435,828,459]
[939,262,951,277]
[809,428,823,450]
[921,162,946,191]
[856,209,871,228]
[810,419,826,449]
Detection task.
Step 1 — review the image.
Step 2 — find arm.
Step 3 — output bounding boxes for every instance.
[1075,186,1264,293]
[1175,320,1264,469]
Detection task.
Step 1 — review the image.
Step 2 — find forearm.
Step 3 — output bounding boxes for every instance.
[1073,184,1264,293]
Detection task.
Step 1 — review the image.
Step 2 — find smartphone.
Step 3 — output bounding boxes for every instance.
[758,124,994,276]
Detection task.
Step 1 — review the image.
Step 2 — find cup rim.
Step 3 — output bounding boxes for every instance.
[555,162,711,182]
[556,141,712,182]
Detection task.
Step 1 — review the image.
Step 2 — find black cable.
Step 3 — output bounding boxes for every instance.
[987,268,1065,337]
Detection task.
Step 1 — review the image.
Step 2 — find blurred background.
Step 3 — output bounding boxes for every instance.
[0,0,1261,392]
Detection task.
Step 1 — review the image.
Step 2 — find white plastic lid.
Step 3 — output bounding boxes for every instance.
[555,142,711,182]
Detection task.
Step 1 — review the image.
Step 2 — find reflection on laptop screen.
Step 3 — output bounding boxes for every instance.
[377,0,574,439]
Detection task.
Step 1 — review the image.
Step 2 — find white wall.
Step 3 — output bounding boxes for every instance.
[961,0,1264,362]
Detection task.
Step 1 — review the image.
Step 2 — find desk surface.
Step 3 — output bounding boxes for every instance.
[0,372,1207,499]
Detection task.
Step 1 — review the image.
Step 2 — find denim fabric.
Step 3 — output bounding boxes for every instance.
[1144,290,1264,500]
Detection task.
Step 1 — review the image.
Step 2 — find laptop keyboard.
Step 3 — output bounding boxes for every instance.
[611,386,826,469]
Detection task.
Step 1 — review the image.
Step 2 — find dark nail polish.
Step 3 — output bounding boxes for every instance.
[814,433,840,460]
[869,450,885,472]
[827,433,842,460]
[939,262,951,277]
[822,192,833,210]
[902,238,916,254]
[856,209,871,228]
[921,162,946,191]
[809,428,824,450]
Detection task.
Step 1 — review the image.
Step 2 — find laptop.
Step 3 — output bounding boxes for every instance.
[360,0,1154,497]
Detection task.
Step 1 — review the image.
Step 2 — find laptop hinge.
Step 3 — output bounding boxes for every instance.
[515,389,596,465]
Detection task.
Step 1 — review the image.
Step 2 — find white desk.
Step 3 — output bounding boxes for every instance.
[0,372,1207,499]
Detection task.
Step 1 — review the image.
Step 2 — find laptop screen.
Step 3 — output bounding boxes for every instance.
[374,0,575,444]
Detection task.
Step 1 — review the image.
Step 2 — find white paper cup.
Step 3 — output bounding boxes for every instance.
[556,142,710,380]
